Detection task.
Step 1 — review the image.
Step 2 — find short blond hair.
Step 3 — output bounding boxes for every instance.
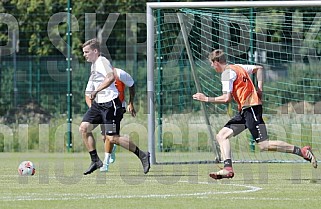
[208,49,226,64]
[82,38,100,53]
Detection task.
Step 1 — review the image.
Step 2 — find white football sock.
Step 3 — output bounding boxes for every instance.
[104,153,111,164]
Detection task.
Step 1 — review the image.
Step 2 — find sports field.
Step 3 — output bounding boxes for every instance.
[0,152,320,209]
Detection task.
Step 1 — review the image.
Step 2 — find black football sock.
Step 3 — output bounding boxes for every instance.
[134,146,142,158]
[223,159,233,168]
[89,150,99,162]
[292,146,303,157]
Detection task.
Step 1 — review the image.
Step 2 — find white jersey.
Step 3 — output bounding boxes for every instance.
[235,64,256,75]
[85,56,119,103]
[114,68,134,87]
[221,64,256,93]
[114,68,134,107]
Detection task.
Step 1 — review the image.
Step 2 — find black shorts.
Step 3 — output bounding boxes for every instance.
[224,105,268,142]
[100,107,126,136]
[82,98,123,135]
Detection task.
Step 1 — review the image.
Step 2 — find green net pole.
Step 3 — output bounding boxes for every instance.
[66,0,73,152]
[156,7,163,152]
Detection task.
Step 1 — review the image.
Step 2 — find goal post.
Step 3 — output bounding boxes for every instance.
[176,13,221,163]
[147,1,321,165]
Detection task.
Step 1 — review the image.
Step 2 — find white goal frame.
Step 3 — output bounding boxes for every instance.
[146,1,321,165]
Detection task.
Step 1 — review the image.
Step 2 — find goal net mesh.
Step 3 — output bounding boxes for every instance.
[152,6,321,164]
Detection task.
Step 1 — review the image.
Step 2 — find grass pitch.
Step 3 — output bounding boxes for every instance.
[0,152,320,209]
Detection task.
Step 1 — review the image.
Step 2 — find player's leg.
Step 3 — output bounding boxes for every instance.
[110,144,117,163]
[99,99,122,172]
[109,107,150,174]
[258,140,317,168]
[245,106,310,156]
[217,127,233,161]
[100,121,118,172]
[101,124,117,161]
[80,122,96,150]
[109,135,150,174]
[209,127,234,179]
[209,113,246,179]
[100,125,117,163]
[80,106,103,175]
[100,134,114,172]
[103,135,117,164]
[101,99,150,174]
[99,125,117,172]
[247,105,317,168]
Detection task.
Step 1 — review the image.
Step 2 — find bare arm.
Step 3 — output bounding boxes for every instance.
[252,65,264,99]
[127,84,136,117]
[85,95,92,107]
[192,92,233,104]
[90,72,115,100]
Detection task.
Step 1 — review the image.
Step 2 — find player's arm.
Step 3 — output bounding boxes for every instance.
[90,72,115,100]
[85,77,94,106]
[253,65,263,92]
[251,65,264,99]
[85,95,92,107]
[193,92,232,104]
[127,84,136,117]
[193,68,234,104]
[117,68,136,117]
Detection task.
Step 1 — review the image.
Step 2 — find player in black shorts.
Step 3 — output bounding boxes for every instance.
[79,38,150,175]
[193,49,317,179]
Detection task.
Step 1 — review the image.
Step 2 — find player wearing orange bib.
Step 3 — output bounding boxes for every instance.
[115,79,126,104]
[193,49,317,179]
[99,67,137,171]
[228,65,261,111]
[113,67,136,116]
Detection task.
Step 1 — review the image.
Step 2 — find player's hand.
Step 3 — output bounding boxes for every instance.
[127,103,136,117]
[192,92,207,102]
[90,91,97,100]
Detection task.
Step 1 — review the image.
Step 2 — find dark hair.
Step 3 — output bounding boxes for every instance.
[82,38,100,53]
[208,49,226,64]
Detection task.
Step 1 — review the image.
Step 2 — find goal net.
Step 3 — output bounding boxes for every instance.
[147,1,321,165]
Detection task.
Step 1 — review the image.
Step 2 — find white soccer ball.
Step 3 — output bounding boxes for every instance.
[18,161,36,176]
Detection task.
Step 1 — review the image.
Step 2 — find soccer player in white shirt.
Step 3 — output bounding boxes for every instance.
[85,67,136,171]
[80,39,150,175]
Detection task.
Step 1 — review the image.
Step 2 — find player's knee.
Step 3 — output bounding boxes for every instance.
[108,135,119,144]
[79,123,88,134]
[216,133,224,143]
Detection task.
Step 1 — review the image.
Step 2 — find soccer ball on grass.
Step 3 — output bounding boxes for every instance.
[18,161,36,176]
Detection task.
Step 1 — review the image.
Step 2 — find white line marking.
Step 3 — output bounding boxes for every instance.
[0,181,262,201]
